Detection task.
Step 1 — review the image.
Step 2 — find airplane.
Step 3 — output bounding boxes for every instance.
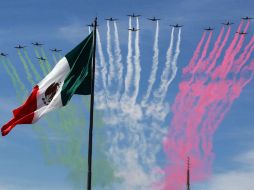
[127,13,141,18]
[236,31,248,35]
[241,16,253,20]
[105,17,118,21]
[14,45,26,49]
[147,17,160,21]
[87,23,99,27]
[222,21,234,26]
[32,42,43,46]
[0,53,8,57]
[50,48,62,52]
[170,24,184,28]
[37,57,46,61]
[128,27,140,32]
[204,27,214,31]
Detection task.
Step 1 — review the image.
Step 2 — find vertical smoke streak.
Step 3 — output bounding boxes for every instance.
[17,50,35,86]
[34,47,47,76]
[96,29,108,110]
[207,27,231,73]
[132,17,141,104]
[183,32,206,75]
[40,47,52,72]
[123,17,133,99]
[153,27,175,103]
[107,21,115,87]
[113,21,123,99]
[200,27,225,72]
[166,28,181,93]
[192,32,213,74]
[142,20,159,106]
[6,58,26,95]
[163,23,254,190]
[23,49,41,81]
[52,53,58,64]
[0,58,18,92]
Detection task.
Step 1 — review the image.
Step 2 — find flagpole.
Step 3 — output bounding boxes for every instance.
[87,17,97,190]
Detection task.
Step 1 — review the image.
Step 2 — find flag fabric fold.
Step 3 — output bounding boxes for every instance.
[1,32,94,136]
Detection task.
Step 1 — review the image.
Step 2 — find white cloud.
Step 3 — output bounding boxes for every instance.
[207,150,254,190]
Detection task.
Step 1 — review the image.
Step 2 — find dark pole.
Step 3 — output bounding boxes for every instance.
[87,17,97,190]
[187,157,190,190]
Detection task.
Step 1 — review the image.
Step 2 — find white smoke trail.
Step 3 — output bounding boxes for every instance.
[153,27,175,100]
[141,20,159,106]
[113,21,123,99]
[123,17,133,99]
[107,21,114,87]
[96,29,108,110]
[132,17,141,104]
[145,28,175,121]
[163,28,181,99]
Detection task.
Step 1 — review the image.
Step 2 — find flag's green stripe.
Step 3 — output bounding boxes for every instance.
[23,49,41,81]
[61,33,93,106]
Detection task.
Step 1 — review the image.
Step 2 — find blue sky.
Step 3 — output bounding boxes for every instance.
[0,0,254,189]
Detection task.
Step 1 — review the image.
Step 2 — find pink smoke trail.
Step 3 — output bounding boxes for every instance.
[206,27,231,73]
[162,21,253,190]
[199,27,225,72]
[183,32,206,75]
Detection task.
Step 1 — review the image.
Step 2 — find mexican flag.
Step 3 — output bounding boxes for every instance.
[1,32,94,136]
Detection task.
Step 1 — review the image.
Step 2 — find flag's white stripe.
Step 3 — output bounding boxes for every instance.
[33,57,70,122]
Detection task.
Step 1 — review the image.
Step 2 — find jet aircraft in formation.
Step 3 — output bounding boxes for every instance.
[222,21,234,26]
[128,27,140,32]
[37,57,46,61]
[14,45,26,49]
[147,17,160,21]
[236,31,248,35]
[32,42,43,46]
[105,17,118,21]
[204,27,214,31]
[127,13,141,18]
[50,48,62,52]
[170,24,184,28]
[0,53,8,57]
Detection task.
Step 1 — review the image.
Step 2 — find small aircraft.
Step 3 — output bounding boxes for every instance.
[50,48,62,52]
[32,42,43,46]
[170,24,184,28]
[204,27,214,31]
[14,45,26,49]
[0,53,8,57]
[147,17,160,21]
[87,23,99,27]
[127,13,141,18]
[37,57,46,61]
[105,17,118,21]
[236,31,248,35]
[128,27,140,32]
[222,21,234,26]
[241,16,253,20]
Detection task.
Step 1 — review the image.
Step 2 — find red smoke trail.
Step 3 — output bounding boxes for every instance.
[192,32,213,74]
[163,21,253,190]
[183,32,206,75]
[207,27,231,73]
[200,27,225,72]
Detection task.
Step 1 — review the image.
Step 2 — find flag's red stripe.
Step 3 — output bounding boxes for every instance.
[1,85,39,136]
